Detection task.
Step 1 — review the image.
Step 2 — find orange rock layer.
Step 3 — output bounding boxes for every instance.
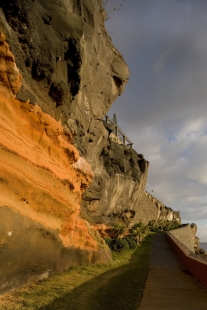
[0,32,100,250]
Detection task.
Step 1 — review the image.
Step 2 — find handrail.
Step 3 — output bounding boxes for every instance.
[104,114,133,148]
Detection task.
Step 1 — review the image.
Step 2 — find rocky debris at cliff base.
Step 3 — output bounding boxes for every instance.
[195,247,207,259]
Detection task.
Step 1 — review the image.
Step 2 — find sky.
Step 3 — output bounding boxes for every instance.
[104,0,207,242]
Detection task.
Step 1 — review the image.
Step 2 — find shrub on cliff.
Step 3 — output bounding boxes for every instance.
[105,219,180,252]
[105,221,151,252]
[105,237,113,249]
[129,222,149,244]
[102,0,125,21]
[148,219,180,232]
[166,220,181,230]
[160,219,180,231]
[105,237,129,251]
[123,235,137,249]
[105,235,137,252]
[111,222,126,238]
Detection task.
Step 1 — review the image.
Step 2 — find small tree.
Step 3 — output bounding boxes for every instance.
[129,222,149,244]
[111,222,126,238]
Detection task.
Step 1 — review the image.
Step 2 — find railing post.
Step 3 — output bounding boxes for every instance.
[104,115,133,147]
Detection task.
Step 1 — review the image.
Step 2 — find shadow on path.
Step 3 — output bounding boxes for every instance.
[139,234,207,310]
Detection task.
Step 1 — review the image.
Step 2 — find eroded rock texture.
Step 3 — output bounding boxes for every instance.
[0,0,129,154]
[81,125,180,227]
[0,33,111,294]
[0,0,181,293]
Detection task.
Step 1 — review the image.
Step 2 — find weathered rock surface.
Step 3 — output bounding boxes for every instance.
[0,0,181,293]
[0,35,111,294]
[0,0,180,228]
[81,134,181,226]
[0,0,129,155]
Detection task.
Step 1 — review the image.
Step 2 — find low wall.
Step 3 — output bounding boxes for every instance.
[169,225,195,252]
[166,231,207,286]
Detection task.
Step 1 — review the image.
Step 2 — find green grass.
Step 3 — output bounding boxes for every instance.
[0,235,152,310]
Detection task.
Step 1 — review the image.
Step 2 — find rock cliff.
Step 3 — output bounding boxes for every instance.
[0,0,181,293]
[0,30,111,294]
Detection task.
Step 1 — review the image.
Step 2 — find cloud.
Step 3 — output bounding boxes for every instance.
[153,44,174,72]
[106,0,207,240]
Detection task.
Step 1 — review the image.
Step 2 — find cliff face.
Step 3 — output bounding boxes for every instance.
[81,129,180,226]
[0,0,180,294]
[0,0,129,152]
[0,31,111,294]
[0,0,180,227]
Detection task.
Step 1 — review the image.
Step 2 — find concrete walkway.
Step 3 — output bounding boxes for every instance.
[139,234,207,310]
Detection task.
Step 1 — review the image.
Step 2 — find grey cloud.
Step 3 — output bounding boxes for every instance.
[107,0,207,127]
[105,1,207,237]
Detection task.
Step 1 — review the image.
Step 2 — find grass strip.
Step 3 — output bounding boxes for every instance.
[0,235,152,310]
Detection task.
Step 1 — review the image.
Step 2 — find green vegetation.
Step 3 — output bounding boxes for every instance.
[148,219,181,233]
[0,219,179,309]
[111,222,126,237]
[0,236,152,310]
[105,236,133,251]
[129,221,150,244]
[105,219,180,252]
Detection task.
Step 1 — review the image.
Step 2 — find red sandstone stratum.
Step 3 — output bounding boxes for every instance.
[0,32,107,252]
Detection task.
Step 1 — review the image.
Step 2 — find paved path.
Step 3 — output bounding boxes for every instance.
[139,234,207,310]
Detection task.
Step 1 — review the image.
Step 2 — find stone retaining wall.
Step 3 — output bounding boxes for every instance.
[166,232,207,287]
[169,225,195,252]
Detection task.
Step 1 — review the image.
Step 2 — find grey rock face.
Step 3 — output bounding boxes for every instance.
[0,0,129,157]
[0,0,180,228]
[0,0,181,294]
[81,125,181,226]
[190,223,200,249]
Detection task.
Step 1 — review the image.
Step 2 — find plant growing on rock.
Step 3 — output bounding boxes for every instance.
[148,219,180,232]
[102,0,125,21]
[104,219,180,252]
[104,222,137,252]
[105,235,137,252]
[148,220,164,232]
[111,222,126,238]
[129,222,149,244]
[123,235,137,249]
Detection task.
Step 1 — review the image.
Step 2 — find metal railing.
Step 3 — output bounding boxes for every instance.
[104,115,133,148]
